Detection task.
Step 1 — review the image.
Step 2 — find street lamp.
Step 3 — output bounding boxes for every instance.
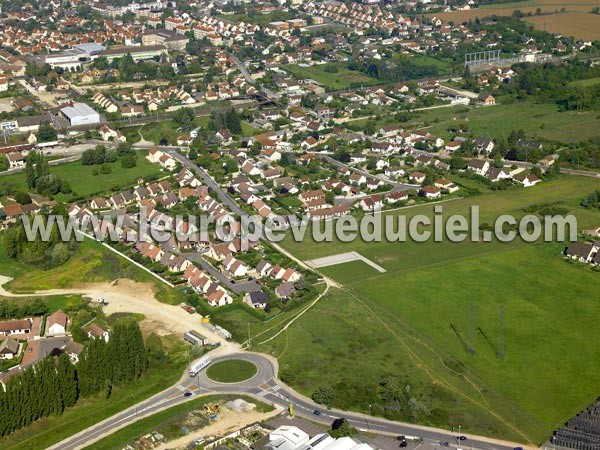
[458,425,461,439]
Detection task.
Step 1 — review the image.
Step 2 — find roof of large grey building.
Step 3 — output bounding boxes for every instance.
[61,102,98,119]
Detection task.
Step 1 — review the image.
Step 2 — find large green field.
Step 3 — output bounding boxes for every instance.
[348,100,600,144]
[282,64,379,90]
[260,176,600,444]
[0,149,161,202]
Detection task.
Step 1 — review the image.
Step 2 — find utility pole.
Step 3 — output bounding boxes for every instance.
[247,321,251,348]
[468,303,475,355]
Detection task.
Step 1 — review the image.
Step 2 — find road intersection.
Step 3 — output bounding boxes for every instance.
[50,351,526,450]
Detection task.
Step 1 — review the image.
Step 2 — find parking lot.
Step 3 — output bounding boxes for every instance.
[265,415,461,450]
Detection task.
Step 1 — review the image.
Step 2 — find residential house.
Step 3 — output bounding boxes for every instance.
[420,185,441,199]
[434,179,459,193]
[387,191,409,204]
[0,319,32,336]
[467,159,490,176]
[46,310,68,335]
[276,281,296,300]
[474,135,494,154]
[478,91,495,105]
[0,338,19,360]
[565,242,597,263]
[244,291,270,310]
[86,323,110,342]
[513,172,541,187]
[485,167,511,182]
[409,172,426,184]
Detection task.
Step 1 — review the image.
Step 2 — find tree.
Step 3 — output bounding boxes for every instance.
[14,191,32,204]
[57,353,78,408]
[173,107,195,132]
[330,418,356,438]
[121,153,137,168]
[312,386,336,406]
[38,124,57,143]
[50,243,71,267]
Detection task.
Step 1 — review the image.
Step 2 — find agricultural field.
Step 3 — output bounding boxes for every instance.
[430,0,600,40]
[348,100,600,144]
[282,64,379,90]
[264,176,600,443]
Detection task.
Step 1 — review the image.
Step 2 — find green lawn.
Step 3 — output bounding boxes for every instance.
[266,176,600,444]
[84,394,273,450]
[206,359,258,383]
[569,77,600,87]
[282,64,379,90]
[0,149,161,201]
[347,100,600,144]
[241,121,262,137]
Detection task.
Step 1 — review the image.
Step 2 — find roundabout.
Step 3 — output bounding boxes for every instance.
[194,353,275,391]
[206,359,258,383]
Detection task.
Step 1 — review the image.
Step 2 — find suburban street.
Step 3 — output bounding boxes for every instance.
[317,153,421,191]
[50,352,526,450]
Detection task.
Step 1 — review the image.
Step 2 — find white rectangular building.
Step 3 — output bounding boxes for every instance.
[60,103,101,126]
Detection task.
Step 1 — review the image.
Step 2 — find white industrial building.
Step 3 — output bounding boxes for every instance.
[60,103,101,126]
[259,426,376,450]
[42,44,106,70]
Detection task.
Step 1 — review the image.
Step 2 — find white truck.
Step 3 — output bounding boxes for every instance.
[189,356,212,377]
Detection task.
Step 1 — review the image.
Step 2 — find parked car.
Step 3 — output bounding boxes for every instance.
[399,441,408,448]
[458,436,467,441]
[439,442,449,447]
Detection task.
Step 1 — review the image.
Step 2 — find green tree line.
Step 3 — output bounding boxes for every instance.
[0,320,147,436]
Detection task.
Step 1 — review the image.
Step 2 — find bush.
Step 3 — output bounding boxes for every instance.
[100,164,112,174]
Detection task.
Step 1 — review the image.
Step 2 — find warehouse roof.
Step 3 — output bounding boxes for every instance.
[99,45,166,56]
[60,102,98,119]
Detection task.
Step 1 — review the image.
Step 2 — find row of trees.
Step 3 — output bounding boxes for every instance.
[505,61,600,111]
[0,354,77,436]
[0,298,49,320]
[0,320,147,436]
[78,321,147,397]
[348,56,441,83]
[208,108,244,134]
[82,144,138,169]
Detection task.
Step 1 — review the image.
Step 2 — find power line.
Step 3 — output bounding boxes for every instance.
[468,302,475,356]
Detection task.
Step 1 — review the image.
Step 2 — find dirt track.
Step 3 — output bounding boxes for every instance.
[0,276,239,353]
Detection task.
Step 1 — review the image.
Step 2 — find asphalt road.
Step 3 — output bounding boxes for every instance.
[51,352,524,450]
[164,148,245,216]
[318,153,421,192]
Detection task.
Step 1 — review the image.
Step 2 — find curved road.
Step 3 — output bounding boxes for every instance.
[51,352,525,450]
